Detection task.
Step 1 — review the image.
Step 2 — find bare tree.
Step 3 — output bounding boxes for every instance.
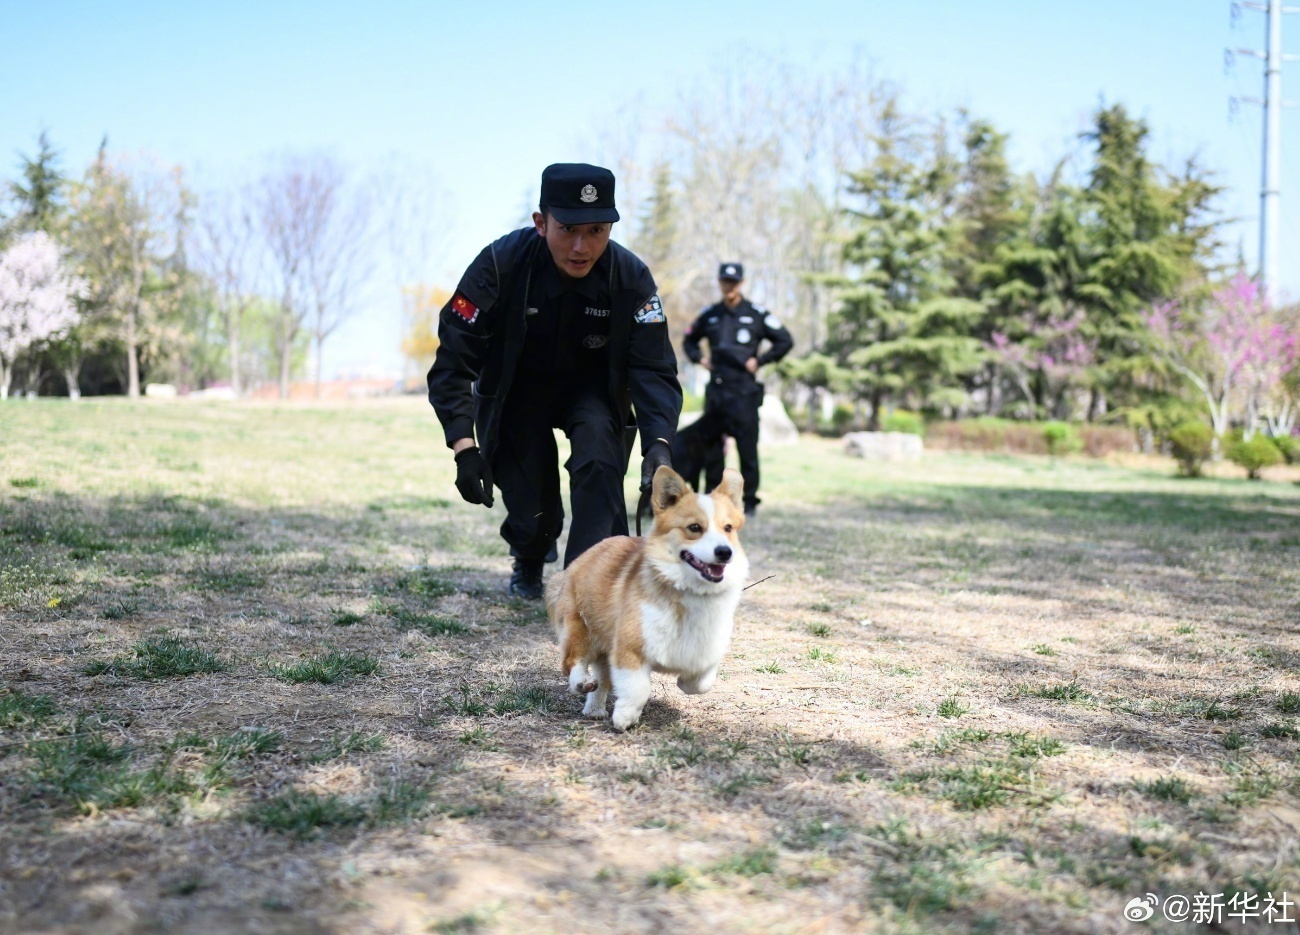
[304,183,371,396]
[257,155,370,399]
[194,184,260,395]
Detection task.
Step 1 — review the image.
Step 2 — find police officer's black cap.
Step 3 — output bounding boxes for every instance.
[540,163,620,225]
[718,262,744,281]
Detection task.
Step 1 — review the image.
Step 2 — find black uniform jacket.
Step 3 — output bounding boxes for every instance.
[683,298,794,402]
[428,227,682,464]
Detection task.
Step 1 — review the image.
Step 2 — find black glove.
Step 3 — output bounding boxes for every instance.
[454,446,494,507]
[640,440,672,492]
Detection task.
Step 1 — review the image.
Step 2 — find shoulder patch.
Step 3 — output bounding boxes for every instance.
[635,294,665,324]
[450,293,480,326]
[764,313,782,329]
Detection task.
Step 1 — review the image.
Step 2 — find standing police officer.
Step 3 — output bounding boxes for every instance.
[428,164,680,598]
[672,263,793,516]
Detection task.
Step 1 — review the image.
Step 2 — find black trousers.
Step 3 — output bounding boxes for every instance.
[672,393,761,510]
[492,375,628,568]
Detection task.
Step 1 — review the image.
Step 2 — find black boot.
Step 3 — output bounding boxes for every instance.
[509,559,544,600]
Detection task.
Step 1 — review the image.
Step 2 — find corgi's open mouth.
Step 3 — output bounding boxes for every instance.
[681,550,726,583]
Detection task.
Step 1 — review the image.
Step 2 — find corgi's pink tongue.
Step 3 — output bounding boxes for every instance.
[681,550,727,581]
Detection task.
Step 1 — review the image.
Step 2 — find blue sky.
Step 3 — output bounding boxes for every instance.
[2,0,1296,378]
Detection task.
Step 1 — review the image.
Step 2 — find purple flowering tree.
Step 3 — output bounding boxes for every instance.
[1145,273,1298,438]
[988,308,1097,418]
[1242,322,1298,437]
[0,232,85,399]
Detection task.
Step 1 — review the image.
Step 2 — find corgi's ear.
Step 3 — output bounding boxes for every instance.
[712,468,744,512]
[652,465,689,513]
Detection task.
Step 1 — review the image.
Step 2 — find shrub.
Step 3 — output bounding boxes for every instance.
[882,410,925,436]
[1272,434,1298,465]
[830,404,855,434]
[1228,435,1282,480]
[927,419,1134,457]
[1168,421,1214,477]
[1042,421,1081,457]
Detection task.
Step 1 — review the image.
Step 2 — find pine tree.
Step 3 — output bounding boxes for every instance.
[7,132,66,238]
[827,107,985,425]
[950,117,1028,303]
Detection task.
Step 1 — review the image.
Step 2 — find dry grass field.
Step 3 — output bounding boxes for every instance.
[2,397,1299,934]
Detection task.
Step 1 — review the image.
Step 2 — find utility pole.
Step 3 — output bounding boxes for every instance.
[1232,1,1298,306]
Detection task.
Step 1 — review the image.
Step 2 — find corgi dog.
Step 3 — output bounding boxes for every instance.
[546,465,749,731]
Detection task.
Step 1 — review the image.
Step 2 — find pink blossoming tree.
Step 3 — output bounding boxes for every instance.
[1145,273,1298,438]
[0,232,85,399]
[988,308,1097,418]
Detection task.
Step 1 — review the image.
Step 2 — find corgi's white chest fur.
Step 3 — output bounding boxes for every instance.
[640,588,743,678]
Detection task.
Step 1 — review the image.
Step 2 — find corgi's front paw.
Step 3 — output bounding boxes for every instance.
[611,704,642,732]
[582,693,608,718]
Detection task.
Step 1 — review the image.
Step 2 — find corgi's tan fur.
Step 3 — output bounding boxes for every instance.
[546,465,749,730]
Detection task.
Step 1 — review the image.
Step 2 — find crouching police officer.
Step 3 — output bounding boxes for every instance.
[428,164,681,599]
[672,263,793,516]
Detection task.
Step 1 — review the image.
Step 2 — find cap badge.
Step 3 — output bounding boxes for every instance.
[579,184,598,203]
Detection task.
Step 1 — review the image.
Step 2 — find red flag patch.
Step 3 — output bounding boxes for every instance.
[451,293,479,325]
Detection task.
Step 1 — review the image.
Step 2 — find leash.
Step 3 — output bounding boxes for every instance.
[635,486,651,537]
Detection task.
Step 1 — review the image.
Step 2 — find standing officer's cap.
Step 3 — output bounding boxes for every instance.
[718,262,744,281]
[540,163,620,224]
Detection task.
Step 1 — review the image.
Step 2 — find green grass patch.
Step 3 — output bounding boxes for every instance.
[927,728,993,755]
[101,599,141,620]
[331,609,365,627]
[1006,733,1066,758]
[1201,700,1243,721]
[310,731,386,762]
[393,607,467,636]
[458,725,497,748]
[1134,775,1197,805]
[782,818,849,850]
[645,864,697,890]
[806,621,832,637]
[1020,680,1088,703]
[84,637,225,680]
[756,660,785,674]
[22,729,198,810]
[243,789,367,837]
[1222,729,1248,750]
[1276,692,1300,715]
[1222,770,1279,808]
[271,651,379,684]
[9,477,40,488]
[194,566,265,591]
[395,567,457,598]
[490,685,555,716]
[937,697,968,718]
[1260,721,1299,739]
[244,781,431,838]
[652,729,744,769]
[0,690,59,730]
[1031,643,1057,656]
[767,730,813,767]
[712,770,772,797]
[428,905,498,934]
[711,847,777,877]
[210,728,282,762]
